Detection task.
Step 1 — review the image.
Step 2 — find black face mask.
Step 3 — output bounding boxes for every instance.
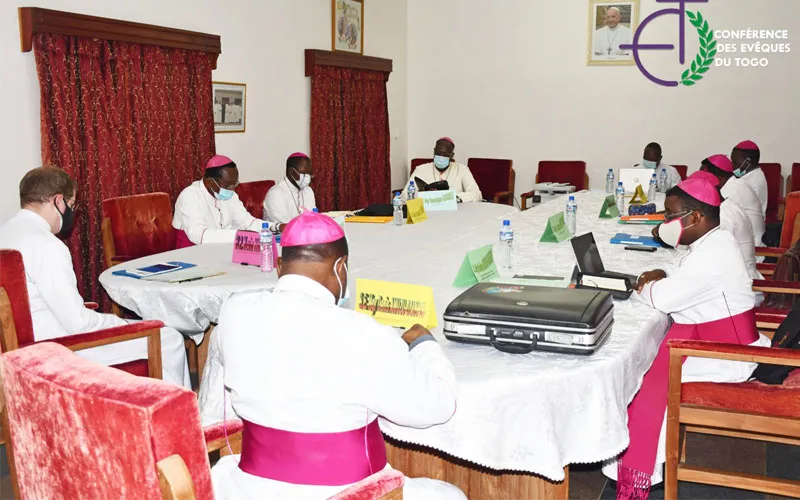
[55,199,75,239]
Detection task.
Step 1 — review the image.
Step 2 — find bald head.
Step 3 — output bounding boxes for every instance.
[605,7,621,28]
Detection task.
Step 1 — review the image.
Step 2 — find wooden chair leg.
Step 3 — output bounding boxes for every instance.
[196,325,214,384]
[157,454,197,500]
[664,351,684,500]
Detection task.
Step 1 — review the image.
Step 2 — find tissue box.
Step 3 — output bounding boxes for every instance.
[628,203,656,216]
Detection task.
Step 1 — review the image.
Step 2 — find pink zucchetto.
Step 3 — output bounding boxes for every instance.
[437,137,455,147]
[205,155,235,170]
[281,211,345,248]
[288,152,309,159]
[705,154,733,173]
[676,178,721,207]
[734,140,759,151]
[687,170,720,188]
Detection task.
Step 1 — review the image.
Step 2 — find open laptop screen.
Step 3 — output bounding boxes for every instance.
[570,233,606,274]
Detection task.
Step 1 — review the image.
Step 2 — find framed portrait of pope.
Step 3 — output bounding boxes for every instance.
[587,0,640,66]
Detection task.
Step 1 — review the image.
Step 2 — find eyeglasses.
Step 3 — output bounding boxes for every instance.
[213,178,240,190]
[664,210,692,222]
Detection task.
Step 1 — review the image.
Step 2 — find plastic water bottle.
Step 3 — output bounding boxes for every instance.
[659,168,668,193]
[615,182,625,216]
[648,174,658,202]
[565,195,577,235]
[499,220,514,269]
[260,222,274,273]
[407,181,417,200]
[392,192,404,226]
[312,208,319,213]
[606,169,615,194]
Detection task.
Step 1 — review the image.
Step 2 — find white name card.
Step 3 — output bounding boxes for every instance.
[419,190,458,212]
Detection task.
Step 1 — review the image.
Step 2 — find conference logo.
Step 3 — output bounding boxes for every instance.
[621,0,715,87]
[623,0,792,87]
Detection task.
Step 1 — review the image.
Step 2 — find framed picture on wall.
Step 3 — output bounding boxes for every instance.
[332,0,364,55]
[213,82,246,133]
[587,0,640,66]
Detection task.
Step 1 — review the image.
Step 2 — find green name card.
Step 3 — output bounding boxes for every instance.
[419,190,458,212]
[540,212,572,243]
[453,244,500,287]
[599,195,620,219]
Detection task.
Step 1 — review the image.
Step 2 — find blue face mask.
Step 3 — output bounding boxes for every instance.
[433,155,451,170]
[642,159,658,169]
[333,257,350,307]
[213,178,235,201]
[732,157,751,178]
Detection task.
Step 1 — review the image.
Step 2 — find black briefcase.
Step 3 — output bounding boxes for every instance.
[443,284,614,355]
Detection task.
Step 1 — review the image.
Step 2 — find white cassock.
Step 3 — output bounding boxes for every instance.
[603,228,770,484]
[633,164,682,190]
[592,25,633,57]
[209,275,466,500]
[0,210,190,388]
[721,178,765,246]
[721,199,763,304]
[740,168,769,216]
[172,180,279,245]
[402,162,482,203]
[262,177,317,223]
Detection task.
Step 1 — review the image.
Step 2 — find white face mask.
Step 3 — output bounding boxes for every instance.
[642,159,658,169]
[333,256,350,307]
[293,170,312,189]
[658,211,695,248]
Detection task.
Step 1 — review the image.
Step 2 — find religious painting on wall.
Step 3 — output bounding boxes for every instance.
[587,0,640,66]
[213,82,246,133]
[332,0,364,55]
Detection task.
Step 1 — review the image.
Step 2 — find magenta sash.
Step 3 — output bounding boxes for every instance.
[238,419,388,486]
[175,229,195,249]
[617,310,759,499]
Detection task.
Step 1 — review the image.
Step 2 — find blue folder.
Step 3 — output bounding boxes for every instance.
[610,233,661,248]
[112,261,196,280]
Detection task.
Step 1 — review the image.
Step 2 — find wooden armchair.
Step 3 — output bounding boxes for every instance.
[761,163,784,224]
[237,180,276,219]
[522,161,589,210]
[755,191,800,277]
[664,339,800,499]
[672,165,688,180]
[467,158,515,205]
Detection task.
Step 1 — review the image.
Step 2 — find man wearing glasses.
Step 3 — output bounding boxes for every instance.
[173,155,284,248]
[263,152,317,223]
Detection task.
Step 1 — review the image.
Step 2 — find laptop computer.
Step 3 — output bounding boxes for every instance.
[619,168,655,194]
[570,232,638,289]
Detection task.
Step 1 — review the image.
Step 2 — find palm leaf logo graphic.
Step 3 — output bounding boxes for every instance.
[681,11,717,86]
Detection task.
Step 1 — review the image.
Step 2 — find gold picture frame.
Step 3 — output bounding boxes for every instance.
[213,81,246,134]
[587,0,640,66]
[332,0,364,55]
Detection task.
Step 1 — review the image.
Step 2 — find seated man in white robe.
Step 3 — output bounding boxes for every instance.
[731,140,768,216]
[634,142,681,190]
[699,153,765,246]
[604,176,770,499]
[263,152,317,223]
[402,137,482,203]
[172,155,283,248]
[0,167,190,388]
[210,211,465,500]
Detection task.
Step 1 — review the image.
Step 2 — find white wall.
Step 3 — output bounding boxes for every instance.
[407,0,800,201]
[0,0,408,220]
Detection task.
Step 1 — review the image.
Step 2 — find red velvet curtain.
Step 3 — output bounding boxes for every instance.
[34,33,215,309]
[310,66,391,211]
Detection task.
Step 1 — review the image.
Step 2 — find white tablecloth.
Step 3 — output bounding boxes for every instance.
[99,194,674,481]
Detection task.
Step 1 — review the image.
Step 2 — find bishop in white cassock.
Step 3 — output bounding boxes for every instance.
[209,211,465,500]
[0,167,190,388]
[592,7,632,58]
[172,155,282,248]
[263,152,317,223]
[605,176,770,499]
[732,140,769,216]
[402,137,482,203]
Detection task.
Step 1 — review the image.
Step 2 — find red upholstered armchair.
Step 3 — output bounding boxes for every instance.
[755,191,800,278]
[101,193,176,271]
[467,158,515,205]
[409,158,432,178]
[672,164,688,180]
[761,163,784,224]
[664,339,800,499]
[0,342,243,500]
[787,163,800,196]
[237,180,276,219]
[328,469,404,499]
[521,161,588,210]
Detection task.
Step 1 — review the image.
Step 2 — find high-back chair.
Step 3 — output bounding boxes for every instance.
[0,342,246,499]
[101,193,176,271]
[787,163,800,195]
[409,158,432,177]
[521,161,588,210]
[760,163,783,223]
[237,180,276,219]
[755,192,800,278]
[664,338,800,499]
[467,158,515,205]
[672,165,688,180]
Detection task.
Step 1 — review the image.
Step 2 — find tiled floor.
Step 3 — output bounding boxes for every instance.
[0,434,797,499]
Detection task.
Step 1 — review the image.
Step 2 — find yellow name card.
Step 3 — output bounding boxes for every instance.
[355,279,438,330]
[406,198,428,224]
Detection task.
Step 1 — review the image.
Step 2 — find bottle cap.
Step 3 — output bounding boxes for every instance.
[618,181,623,185]
[262,222,269,229]
[395,191,400,196]
[503,220,510,226]
[569,195,575,201]
[608,168,613,172]
[312,208,319,213]
[409,181,415,186]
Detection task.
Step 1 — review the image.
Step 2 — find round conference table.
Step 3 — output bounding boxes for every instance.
[100,193,672,499]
